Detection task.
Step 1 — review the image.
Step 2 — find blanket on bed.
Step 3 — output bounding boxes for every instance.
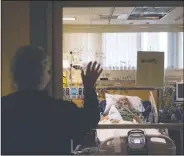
[119,109,144,123]
[115,96,144,123]
[102,104,144,123]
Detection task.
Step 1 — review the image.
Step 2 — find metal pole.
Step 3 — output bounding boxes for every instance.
[96,123,183,129]
[52,2,63,99]
[157,88,160,122]
[180,127,183,154]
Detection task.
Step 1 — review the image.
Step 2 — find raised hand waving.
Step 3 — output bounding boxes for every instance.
[81,61,103,89]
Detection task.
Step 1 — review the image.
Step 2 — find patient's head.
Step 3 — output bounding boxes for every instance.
[11,45,51,90]
[116,97,133,110]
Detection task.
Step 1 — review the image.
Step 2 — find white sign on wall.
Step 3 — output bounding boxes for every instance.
[136,51,165,88]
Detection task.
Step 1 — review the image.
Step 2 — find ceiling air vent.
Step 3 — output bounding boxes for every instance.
[127,7,175,20]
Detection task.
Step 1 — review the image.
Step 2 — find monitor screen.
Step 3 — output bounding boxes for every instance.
[178,83,184,98]
[134,139,141,144]
[71,88,77,96]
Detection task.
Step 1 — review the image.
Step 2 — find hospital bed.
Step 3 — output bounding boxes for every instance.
[96,121,176,155]
[95,87,177,155]
[96,123,183,155]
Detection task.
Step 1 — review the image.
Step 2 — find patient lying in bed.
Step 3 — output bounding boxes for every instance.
[98,96,169,145]
[101,97,144,123]
[98,103,164,143]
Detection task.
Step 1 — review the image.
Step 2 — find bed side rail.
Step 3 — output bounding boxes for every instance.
[96,123,183,154]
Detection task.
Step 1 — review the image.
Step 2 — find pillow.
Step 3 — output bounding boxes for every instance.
[103,93,123,115]
[108,105,123,121]
[127,96,145,112]
[104,93,145,114]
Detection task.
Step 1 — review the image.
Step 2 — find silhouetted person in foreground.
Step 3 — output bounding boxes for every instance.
[1,45,102,155]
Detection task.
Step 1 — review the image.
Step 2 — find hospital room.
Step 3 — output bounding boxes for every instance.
[62,5,184,155]
[1,1,183,155]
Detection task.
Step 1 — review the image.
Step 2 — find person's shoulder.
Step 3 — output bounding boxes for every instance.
[53,98,79,110]
[1,92,20,108]
[1,92,18,102]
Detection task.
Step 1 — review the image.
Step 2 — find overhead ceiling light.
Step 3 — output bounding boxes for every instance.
[145,17,160,19]
[63,17,76,21]
[128,7,174,20]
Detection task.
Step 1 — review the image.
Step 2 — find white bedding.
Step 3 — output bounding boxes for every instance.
[97,105,163,143]
[97,120,162,142]
[104,93,145,114]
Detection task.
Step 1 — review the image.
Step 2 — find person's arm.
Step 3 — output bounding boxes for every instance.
[68,62,103,139]
[59,92,99,144]
[81,87,100,128]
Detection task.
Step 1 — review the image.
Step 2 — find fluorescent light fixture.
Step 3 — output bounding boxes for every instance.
[63,17,76,21]
[145,17,160,19]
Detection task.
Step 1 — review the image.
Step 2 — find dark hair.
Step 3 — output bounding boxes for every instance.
[11,45,49,90]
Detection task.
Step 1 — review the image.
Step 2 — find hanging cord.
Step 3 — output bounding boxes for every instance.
[69,51,73,102]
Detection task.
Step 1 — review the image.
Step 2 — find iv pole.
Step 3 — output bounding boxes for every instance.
[69,51,73,103]
[69,51,74,153]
